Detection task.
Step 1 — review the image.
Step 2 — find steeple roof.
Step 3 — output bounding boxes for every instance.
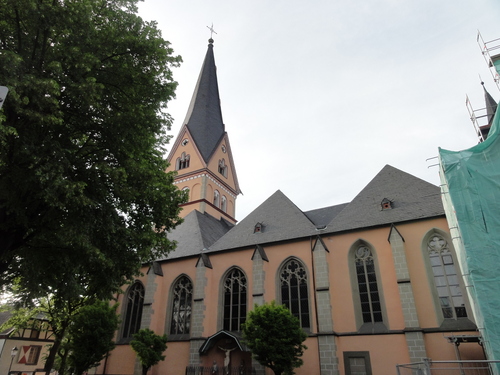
[182,38,225,162]
[482,82,498,125]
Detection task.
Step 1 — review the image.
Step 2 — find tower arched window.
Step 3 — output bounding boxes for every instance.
[213,190,220,207]
[223,268,247,332]
[280,259,310,328]
[182,187,190,200]
[427,234,467,319]
[170,276,193,335]
[122,282,144,339]
[218,159,227,178]
[354,245,383,324]
[221,196,227,212]
[176,152,190,170]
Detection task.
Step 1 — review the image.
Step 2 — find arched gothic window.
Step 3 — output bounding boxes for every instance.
[213,190,220,207]
[427,234,467,319]
[122,282,144,339]
[221,196,227,212]
[354,246,383,324]
[280,259,310,328]
[176,152,190,170]
[170,276,193,335]
[218,159,227,177]
[223,269,247,332]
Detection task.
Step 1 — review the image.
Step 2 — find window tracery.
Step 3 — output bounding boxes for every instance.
[122,282,144,339]
[280,259,310,328]
[355,246,383,324]
[223,269,247,332]
[427,234,467,319]
[170,276,193,335]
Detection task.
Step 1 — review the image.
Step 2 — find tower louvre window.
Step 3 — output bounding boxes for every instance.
[218,159,228,177]
[176,152,190,170]
[214,190,220,207]
[221,195,227,212]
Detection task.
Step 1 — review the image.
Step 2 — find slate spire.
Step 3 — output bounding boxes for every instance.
[482,81,498,125]
[182,38,225,162]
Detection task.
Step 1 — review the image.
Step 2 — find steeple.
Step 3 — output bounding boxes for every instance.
[483,82,498,126]
[466,82,499,143]
[477,81,498,141]
[182,38,225,162]
[167,38,241,224]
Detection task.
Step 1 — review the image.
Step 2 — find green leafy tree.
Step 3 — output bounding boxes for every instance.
[242,301,307,375]
[0,1,186,373]
[0,0,186,297]
[66,301,119,375]
[130,328,168,375]
[1,297,119,375]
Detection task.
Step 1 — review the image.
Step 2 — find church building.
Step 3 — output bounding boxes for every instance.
[98,38,485,375]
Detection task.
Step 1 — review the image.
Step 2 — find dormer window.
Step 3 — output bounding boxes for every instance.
[218,159,228,178]
[381,198,392,210]
[176,152,190,170]
[254,222,264,233]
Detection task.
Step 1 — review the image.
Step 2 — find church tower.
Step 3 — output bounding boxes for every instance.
[167,38,241,224]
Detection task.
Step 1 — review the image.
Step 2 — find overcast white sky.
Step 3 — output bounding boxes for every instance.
[138,0,500,221]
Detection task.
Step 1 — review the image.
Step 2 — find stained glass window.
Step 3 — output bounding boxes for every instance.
[280,259,310,328]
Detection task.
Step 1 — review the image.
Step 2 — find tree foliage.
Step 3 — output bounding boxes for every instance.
[1,295,85,375]
[0,0,186,298]
[66,301,119,375]
[0,0,186,372]
[130,328,168,375]
[242,301,307,375]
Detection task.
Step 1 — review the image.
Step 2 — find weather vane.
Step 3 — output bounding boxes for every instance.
[207,23,217,39]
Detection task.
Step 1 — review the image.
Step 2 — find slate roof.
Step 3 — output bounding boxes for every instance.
[304,203,349,228]
[483,83,498,124]
[208,190,318,251]
[160,210,233,261]
[182,39,225,163]
[326,164,444,232]
[158,165,444,261]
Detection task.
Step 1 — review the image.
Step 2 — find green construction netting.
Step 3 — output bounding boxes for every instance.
[494,59,500,77]
[439,102,500,371]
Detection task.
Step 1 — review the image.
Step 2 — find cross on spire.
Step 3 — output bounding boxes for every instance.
[207,23,217,39]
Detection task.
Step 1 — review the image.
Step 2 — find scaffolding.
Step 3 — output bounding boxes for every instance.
[466,94,491,143]
[477,32,500,89]
[396,360,500,375]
